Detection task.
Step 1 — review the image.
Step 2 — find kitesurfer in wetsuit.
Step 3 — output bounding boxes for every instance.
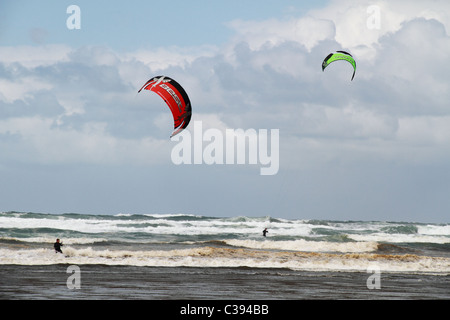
[54,238,63,253]
[263,228,268,237]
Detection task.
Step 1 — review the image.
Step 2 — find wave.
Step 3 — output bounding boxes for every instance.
[348,233,449,244]
[0,236,107,245]
[223,239,380,253]
[418,224,450,236]
[381,225,418,235]
[1,212,448,272]
[1,246,448,274]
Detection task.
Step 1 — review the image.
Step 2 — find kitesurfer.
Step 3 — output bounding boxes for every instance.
[263,228,268,237]
[54,238,63,254]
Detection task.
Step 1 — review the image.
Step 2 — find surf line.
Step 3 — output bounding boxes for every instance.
[180,304,214,317]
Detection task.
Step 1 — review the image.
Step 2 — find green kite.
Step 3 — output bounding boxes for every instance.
[322,51,356,81]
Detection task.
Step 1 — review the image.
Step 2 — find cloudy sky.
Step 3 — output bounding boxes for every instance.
[1,0,449,222]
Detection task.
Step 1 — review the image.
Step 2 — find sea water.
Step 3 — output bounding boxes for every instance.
[0,211,449,300]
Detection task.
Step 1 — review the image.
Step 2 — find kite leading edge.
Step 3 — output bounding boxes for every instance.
[138,76,192,138]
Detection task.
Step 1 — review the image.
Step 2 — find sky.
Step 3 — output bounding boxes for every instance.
[1,0,449,223]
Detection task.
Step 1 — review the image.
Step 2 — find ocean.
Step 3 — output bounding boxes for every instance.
[0,211,449,303]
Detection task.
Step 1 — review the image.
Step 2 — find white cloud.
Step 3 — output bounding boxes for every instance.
[1,0,450,221]
[0,116,170,166]
[226,16,335,51]
[122,45,219,72]
[1,0,449,171]
[0,76,53,104]
[309,0,450,48]
[0,44,71,68]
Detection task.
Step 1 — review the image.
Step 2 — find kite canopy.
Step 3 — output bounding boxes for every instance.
[322,51,356,81]
[138,76,192,138]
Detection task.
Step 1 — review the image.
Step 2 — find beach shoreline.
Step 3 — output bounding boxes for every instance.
[1,264,448,300]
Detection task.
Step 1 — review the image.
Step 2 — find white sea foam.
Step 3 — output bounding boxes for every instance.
[0,246,448,274]
[0,236,106,245]
[224,239,379,253]
[1,212,448,274]
[348,233,450,244]
[418,224,450,236]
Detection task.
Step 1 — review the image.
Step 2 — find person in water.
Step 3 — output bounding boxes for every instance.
[54,238,63,253]
[263,228,268,237]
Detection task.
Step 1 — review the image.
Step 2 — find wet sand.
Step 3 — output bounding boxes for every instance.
[1,264,448,300]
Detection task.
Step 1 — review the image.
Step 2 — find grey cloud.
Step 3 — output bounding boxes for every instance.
[1,5,450,222]
[2,17,449,152]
